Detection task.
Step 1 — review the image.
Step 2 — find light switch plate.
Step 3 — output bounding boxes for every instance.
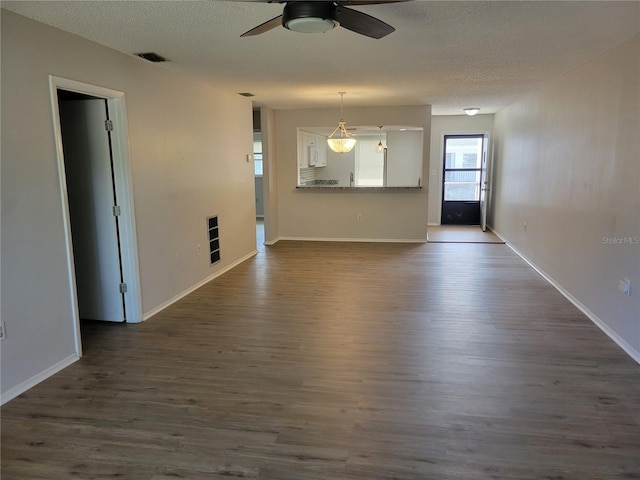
[618,278,631,296]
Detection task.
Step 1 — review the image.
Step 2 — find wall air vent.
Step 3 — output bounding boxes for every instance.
[238,92,255,97]
[136,52,167,63]
[207,216,221,265]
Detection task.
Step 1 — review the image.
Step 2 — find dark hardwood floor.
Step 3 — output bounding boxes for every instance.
[2,241,639,479]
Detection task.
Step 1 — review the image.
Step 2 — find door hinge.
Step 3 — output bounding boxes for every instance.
[112,205,121,216]
[119,283,128,294]
[105,120,114,131]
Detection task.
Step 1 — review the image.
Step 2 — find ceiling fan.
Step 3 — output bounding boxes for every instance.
[240,1,411,39]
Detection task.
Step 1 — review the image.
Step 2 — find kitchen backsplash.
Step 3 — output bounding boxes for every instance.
[299,167,316,184]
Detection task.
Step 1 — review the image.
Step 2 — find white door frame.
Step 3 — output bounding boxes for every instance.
[49,76,143,355]
[435,129,492,226]
[480,132,491,231]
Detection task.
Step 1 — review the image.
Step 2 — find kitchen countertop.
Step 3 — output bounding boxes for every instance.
[296,186,423,191]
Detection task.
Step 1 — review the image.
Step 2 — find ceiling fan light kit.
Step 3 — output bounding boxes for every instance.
[283,2,338,34]
[286,17,337,33]
[241,1,410,39]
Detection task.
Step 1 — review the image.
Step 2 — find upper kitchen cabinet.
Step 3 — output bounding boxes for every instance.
[297,129,327,168]
[314,135,327,167]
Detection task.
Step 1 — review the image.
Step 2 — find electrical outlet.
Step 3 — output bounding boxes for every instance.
[357,214,363,222]
[0,321,6,340]
[197,244,201,255]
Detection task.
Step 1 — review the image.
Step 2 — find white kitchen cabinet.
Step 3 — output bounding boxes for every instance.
[298,129,327,168]
[297,130,310,167]
[315,133,327,167]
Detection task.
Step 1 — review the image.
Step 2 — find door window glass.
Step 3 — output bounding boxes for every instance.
[443,136,483,202]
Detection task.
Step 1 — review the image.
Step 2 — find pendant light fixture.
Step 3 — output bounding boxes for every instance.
[376,125,385,153]
[327,92,357,154]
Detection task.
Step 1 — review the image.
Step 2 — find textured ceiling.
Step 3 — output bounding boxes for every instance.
[3,1,639,114]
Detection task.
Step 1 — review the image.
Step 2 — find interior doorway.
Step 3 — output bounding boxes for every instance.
[254,131,264,220]
[253,109,266,252]
[50,76,142,355]
[441,134,485,225]
[58,91,126,322]
[256,218,265,253]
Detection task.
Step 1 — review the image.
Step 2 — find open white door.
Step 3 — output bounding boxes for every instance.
[480,132,491,232]
[59,98,125,322]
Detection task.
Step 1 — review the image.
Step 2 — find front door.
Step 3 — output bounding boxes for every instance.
[441,134,484,225]
[59,94,126,322]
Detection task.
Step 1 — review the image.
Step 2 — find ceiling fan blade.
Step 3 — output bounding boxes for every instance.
[339,1,411,5]
[241,14,283,37]
[232,0,411,3]
[335,5,395,39]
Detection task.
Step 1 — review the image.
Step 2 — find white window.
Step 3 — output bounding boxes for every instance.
[253,133,263,176]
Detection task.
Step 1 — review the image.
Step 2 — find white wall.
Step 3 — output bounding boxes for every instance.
[428,115,495,225]
[387,130,423,187]
[492,35,640,360]
[1,11,256,400]
[275,106,431,242]
[317,147,355,185]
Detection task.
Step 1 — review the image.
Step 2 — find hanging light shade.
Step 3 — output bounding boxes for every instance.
[327,92,357,153]
[376,125,385,153]
[327,124,357,153]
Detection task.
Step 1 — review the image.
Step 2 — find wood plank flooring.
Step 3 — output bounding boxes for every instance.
[427,225,504,244]
[2,241,639,479]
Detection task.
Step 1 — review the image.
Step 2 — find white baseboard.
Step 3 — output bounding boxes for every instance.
[1,353,79,406]
[487,226,506,242]
[142,250,258,321]
[278,236,426,244]
[494,229,640,365]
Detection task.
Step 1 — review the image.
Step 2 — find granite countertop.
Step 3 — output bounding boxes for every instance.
[300,180,339,186]
[296,185,423,191]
